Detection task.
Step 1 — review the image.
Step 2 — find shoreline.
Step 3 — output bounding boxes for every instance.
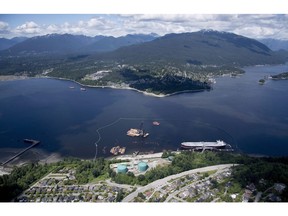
[0,75,28,81]
[40,75,207,98]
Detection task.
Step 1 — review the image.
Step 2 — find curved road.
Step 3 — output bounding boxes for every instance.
[122,164,236,202]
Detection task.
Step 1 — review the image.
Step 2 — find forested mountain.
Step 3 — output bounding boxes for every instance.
[81,33,158,53]
[0,33,158,55]
[1,34,98,54]
[0,37,27,51]
[100,30,287,66]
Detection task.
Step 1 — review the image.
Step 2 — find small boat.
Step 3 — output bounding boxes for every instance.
[152,121,160,126]
[143,133,149,138]
[80,87,86,91]
[69,86,75,89]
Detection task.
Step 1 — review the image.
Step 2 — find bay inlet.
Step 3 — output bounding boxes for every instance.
[1,63,288,164]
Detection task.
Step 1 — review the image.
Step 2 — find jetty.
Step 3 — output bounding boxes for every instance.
[192,145,234,153]
[1,139,40,166]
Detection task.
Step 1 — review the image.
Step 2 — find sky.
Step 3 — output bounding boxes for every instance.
[0,0,288,40]
[1,1,288,215]
[0,14,288,40]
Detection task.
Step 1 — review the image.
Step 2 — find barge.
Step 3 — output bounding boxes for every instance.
[181,140,227,149]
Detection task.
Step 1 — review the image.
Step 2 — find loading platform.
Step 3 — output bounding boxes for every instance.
[1,139,40,166]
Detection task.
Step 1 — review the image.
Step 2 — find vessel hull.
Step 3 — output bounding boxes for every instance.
[181,140,227,149]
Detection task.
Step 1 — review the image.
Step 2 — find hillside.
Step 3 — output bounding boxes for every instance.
[102,30,286,66]
[1,34,98,55]
[0,33,158,55]
[0,37,27,51]
[81,34,158,53]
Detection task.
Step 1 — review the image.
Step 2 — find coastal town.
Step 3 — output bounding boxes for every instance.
[12,152,286,203]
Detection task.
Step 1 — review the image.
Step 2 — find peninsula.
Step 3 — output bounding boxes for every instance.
[1,30,287,96]
[270,72,288,80]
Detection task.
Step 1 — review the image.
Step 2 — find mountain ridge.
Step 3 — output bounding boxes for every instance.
[258,38,288,51]
[0,37,28,51]
[98,30,286,66]
[0,33,158,55]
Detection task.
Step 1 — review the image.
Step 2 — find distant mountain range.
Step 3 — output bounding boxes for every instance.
[82,34,158,53]
[1,31,288,67]
[0,37,28,51]
[0,33,158,55]
[258,38,288,51]
[1,30,288,95]
[99,30,287,66]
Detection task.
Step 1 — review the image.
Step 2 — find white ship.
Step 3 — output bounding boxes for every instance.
[181,140,227,149]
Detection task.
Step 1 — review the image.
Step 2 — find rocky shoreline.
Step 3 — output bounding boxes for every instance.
[0,74,208,97]
[42,76,206,98]
[0,75,28,81]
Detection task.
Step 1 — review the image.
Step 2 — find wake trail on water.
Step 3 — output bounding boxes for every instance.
[93,117,163,160]
[93,118,236,160]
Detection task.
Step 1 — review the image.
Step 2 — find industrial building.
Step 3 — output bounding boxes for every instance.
[117,164,128,173]
[138,161,148,172]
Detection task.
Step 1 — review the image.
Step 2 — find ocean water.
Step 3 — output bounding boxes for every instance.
[1,63,288,163]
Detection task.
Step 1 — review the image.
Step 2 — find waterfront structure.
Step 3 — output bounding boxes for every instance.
[181,140,227,149]
[117,164,128,173]
[138,161,148,172]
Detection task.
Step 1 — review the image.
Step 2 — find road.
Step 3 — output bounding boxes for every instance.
[122,164,236,202]
[105,179,135,190]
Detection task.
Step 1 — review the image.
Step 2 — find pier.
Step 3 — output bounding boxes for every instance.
[1,139,40,166]
[186,146,234,153]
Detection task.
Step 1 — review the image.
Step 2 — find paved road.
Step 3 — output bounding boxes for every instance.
[105,179,135,190]
[122,164,236,202]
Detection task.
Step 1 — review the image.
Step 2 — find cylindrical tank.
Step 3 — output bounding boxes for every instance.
[117,164,128,173]
[138,161,148,172]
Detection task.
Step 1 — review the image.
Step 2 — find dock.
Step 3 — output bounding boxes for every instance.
[191,146,234,153]
[1,139,40,166]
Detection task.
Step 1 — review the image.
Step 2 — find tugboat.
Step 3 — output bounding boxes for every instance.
[152,121,160,126]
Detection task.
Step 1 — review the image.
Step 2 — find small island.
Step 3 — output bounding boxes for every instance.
[258,79,266,85]
[270,72,288,80]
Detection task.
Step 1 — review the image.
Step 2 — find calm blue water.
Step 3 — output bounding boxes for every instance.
[1,63,288,162]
